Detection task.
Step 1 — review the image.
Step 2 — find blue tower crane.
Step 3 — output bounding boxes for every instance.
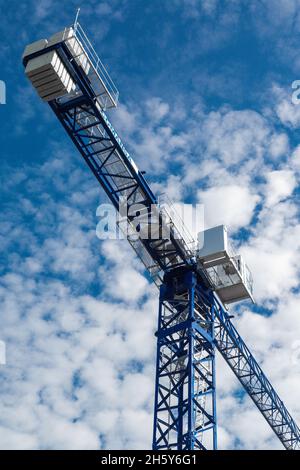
[22,20,300,450]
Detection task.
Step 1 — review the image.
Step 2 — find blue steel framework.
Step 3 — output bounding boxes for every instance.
[153,268,217,450]
[23,29,300,450]
[213,297,300,449]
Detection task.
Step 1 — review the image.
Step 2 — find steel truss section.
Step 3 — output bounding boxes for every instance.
[26,40,204,286]
[50,96,193,279]
[193,285,300,450]
[210,294,300,450]
[153,268,217,450]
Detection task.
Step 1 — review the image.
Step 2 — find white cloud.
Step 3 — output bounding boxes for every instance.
[274,85,300,128]
[199,184,260,231]
[145,97,170,122]
[290,144,300,170]
[98,239,151,303]
[241,198,300,302]
[201,109,270,166]
[0,427,38,451]
[264,170,296,206]
[269,133,289,159]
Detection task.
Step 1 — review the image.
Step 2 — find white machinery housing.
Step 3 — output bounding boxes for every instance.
[197,225,254,304]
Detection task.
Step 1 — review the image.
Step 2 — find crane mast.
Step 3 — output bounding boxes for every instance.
[22,21,300,450]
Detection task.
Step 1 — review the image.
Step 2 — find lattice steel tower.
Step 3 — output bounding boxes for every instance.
[22,19,300,450]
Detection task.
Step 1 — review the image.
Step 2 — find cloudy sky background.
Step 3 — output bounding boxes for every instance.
[1,0,300,449]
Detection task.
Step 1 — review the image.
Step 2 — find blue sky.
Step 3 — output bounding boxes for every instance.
[1,0,300,449]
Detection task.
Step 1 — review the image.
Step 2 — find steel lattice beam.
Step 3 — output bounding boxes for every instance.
[153,268,217,450]
[197,286,300,450]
